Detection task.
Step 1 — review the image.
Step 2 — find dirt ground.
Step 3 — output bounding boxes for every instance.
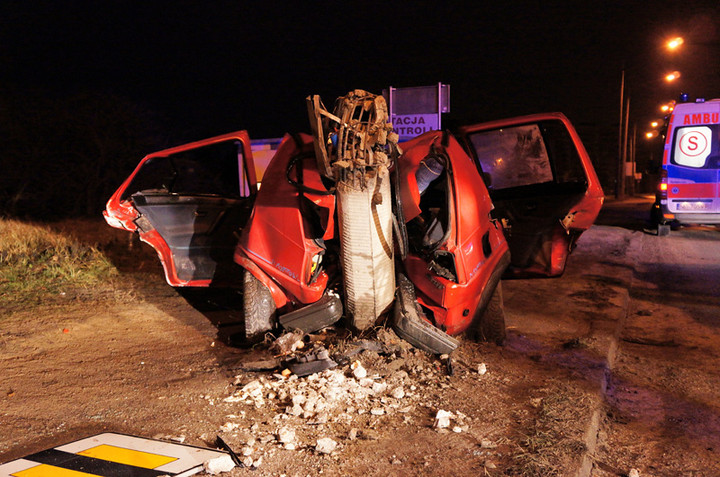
[1,220,595,476]
[2,205,720,476]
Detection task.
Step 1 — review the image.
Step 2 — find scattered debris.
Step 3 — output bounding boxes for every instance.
[315,437,338,454]
[211,329,505,471]
[238,358,282,372]
[202,454,235,475]
[219,422,239,432]
[351,361,367,379]
[433,410,453,429]
[478,363,487,375]
[271,330,306,355]
[288,346,337,377]
[277,426,295,446]
[215,436,243,468]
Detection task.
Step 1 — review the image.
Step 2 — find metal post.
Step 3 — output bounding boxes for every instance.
[616,70,625,198]
[630,122,637,196]
[388,86,394,122]
[437,82,443,131]
[622,96,631,197]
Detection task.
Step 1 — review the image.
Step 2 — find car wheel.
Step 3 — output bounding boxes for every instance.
[474,283,507,345]
[242,268,276,343]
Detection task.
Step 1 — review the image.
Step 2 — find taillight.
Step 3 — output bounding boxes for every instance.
[658,169,668,199]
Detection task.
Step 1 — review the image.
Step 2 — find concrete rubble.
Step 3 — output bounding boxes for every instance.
[202,454,235,475]
[433,409,453,429]
[315,437,338,454]
[206,330,485,471]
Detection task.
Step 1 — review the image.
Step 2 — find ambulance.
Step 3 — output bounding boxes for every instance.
[653,98,720,233]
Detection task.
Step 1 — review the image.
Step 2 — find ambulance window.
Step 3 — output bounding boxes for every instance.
[672,126,716,168]
[468,123,553,190]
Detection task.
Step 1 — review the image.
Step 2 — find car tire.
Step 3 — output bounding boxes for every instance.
[242,268,276,343]
[475,283,507,345]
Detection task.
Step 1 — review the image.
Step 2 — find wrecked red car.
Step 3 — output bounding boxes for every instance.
[104,91,603,354]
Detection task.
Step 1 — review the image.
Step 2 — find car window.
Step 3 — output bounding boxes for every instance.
[672,125,717,169]
[122,139,249,199]
[467,120,586,191]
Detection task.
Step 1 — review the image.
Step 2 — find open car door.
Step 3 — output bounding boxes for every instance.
[396,131,511,346]
[103,131,258,287]
[457,113,604,277]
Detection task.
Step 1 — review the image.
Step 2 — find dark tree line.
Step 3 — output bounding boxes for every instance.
[1,89,168,220]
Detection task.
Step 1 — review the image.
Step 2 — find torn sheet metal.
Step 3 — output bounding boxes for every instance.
[307,90,400,330]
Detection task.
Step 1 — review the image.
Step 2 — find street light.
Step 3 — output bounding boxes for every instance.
[666,37,684,51]
[660,100,676,113]
[650,121,659,128]
[665,71,681,82]
[617,36,686,198]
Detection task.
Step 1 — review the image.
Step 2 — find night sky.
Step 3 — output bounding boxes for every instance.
[1,1,719,149]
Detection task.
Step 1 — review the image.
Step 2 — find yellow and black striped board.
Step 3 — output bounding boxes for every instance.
[0,433,227,477]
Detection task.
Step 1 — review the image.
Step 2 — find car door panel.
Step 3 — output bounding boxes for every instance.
[457,113,604,277]
[397,131,510,335]
[104,131,257,287]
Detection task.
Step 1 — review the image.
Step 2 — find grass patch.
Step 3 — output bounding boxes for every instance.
[0,218,118,309]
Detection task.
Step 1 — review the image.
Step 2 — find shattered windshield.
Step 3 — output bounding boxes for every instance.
[466,119,588,192]
[468,124,553,190]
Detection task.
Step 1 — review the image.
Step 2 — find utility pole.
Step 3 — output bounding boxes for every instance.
[617,70,626,199]
[622,95,630,198]
[630,122,637,196]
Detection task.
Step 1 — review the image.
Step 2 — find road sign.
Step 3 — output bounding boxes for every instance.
[0,433,227,477]
[384,83,450,141]
[390,113,438,138]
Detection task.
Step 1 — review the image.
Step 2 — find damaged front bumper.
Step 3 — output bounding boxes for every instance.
[392,273,460,355]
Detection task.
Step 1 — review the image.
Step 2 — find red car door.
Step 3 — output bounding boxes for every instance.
[457,113,604,277]
[396,130,511,338]
[103,131,258,287]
